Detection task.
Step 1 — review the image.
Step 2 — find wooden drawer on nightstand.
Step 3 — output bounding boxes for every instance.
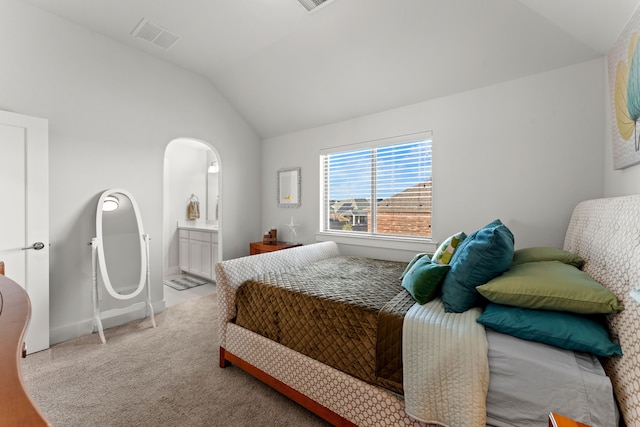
[249,241,302,255]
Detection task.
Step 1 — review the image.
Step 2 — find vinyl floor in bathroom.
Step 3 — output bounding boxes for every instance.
[163,274,216,307]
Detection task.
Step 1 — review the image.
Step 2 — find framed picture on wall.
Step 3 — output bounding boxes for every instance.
[277,167,301,208]
[609,6,640,169]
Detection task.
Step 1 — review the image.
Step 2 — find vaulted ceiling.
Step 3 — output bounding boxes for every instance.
[22,0,640,138]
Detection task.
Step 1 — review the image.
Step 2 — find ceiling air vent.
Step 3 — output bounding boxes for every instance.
[131,18,179,50]
[298,0,334,12]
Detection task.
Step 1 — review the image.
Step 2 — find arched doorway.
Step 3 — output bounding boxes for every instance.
[162,138,221,305]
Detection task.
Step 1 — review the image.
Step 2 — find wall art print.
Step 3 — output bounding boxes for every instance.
[609,6,640,169]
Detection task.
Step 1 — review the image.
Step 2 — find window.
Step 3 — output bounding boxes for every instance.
[320,132,432,239]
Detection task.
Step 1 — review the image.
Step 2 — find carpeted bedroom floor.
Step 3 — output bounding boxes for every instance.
[21,293,331,427]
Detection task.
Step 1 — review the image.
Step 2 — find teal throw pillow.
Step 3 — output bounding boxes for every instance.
[477,303,622,357]
[399,252,430,279]
[511,247,584,269]
[401,257,450,305]
[476,261,624,314]
[441,219,514,313]
[431,231,467,265]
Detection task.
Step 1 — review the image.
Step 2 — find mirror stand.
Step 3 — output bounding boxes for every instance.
[89,234,156,344]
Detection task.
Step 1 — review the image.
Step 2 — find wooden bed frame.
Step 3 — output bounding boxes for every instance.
[216,195,640,426]
[219,346,355,426]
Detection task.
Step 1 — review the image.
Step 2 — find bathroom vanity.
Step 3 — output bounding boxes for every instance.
[178,225,218,280]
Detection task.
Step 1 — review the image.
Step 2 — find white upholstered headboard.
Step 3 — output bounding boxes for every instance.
[564,195,640,426]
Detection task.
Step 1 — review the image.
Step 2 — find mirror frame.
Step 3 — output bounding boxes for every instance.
[95,188,147,300]
[277,167,301,208]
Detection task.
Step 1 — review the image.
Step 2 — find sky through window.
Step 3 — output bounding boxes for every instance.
[327,139,431,201]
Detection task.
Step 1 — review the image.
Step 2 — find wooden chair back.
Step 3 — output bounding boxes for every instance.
[0,274,51,425]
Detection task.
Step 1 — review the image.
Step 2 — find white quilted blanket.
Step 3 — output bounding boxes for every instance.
[403,299,489,427]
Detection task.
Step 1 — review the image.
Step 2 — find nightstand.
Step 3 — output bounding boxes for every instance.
[548,413,590,427]
[249,241,302,255]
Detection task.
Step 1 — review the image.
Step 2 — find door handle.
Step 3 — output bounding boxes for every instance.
[22,242,45,250]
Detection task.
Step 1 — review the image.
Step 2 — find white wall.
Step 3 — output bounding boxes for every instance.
[262,59,606,262]
[0,0,262,343]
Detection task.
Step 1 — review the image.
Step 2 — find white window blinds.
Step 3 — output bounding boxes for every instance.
[321,132,432,238]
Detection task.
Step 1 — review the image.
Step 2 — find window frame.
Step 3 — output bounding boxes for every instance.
[318,131,433,245]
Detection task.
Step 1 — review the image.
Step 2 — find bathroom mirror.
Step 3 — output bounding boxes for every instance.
[277,167,301,208]
[95,189,147,300]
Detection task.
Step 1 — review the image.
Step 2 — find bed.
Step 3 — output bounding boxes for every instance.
[216,195,640,426]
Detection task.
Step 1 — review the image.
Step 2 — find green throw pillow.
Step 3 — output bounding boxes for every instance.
[477,303,622,357]
[431,231,467,265]
[441,219,514,313]
[401,257,450,305]
[512,247,584,269]
[477,261,624,314]
[399,253,430,279]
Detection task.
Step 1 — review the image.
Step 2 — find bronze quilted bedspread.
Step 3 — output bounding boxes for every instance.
[234,256,414,394]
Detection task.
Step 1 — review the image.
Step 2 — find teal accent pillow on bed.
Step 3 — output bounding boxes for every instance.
[401,257,450,305]
[477,303,622,357]
[441,219,514,313]
[431,231,467,265]
[476,261,624,314]
[511,247,584,269]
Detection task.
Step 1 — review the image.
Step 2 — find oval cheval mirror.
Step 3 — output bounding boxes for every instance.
[91,188,155,343]
[96,189,146,300]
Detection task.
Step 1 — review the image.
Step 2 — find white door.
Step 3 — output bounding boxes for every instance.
[178,235,189,272]
[189,240,202,275]
[0,110,49,354]
[199,241,212,280]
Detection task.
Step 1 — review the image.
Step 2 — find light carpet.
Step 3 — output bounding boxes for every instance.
[21,293,330,427]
